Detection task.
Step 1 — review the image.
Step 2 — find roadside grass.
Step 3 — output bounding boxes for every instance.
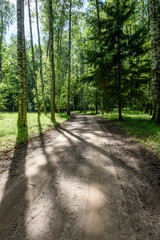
[0,112,71,154]
[75,109,160,156]
[99,109,160,156]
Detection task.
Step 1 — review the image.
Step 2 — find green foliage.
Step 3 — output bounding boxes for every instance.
[0,38,18,111]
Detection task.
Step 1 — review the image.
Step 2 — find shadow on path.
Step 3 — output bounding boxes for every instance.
[0,126,28,239]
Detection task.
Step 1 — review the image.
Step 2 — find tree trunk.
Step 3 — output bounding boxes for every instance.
[49,0,55,121]
[101,98,104,115]
[17,0,27,127]
[150,0,160,124]
[0,0,4,83]
[117,62,122,121]
[35,0,47,115]
[57,0,65,114]
[67,0,72,115]
[28,0,40,116]
[95,91,98,114]
[117,0,123,121]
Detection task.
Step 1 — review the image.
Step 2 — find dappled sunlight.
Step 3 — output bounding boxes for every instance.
[25,193,52,240]
[0,114,159,239]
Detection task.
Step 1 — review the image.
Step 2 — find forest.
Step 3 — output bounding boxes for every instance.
[0,0,160,152]
[0,0,159,124]
[0,1,160,239]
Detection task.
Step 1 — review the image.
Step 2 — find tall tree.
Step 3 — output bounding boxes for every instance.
[56,0,66,113]
[49,0,56,121]
[28,0,40,116]
[35,0,47,114]
[17,0,27,127]
[0,0,3,83]
[67,0,72,115]
[150,0,160,124]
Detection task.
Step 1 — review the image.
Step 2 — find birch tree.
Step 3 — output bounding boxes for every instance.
[17,0,27,127]
[28,0,40,116]
[49,0,56,121]
[35,0,47,114]
[67,0,72,115]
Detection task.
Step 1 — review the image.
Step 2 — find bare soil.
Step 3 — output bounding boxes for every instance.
[0,114,160,240]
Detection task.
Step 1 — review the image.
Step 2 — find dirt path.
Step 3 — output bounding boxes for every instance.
[0,114,160,240]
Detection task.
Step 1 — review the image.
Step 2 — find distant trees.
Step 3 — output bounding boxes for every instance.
[0,0,15,82]
[0,0,160,124]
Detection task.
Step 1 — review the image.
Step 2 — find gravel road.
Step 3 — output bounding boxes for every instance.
[0,114,160,240]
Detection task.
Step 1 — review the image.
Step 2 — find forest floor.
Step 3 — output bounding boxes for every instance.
[0,114,160,240]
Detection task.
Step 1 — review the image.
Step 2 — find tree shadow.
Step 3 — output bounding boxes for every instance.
[0,114,159,239]
[0,125,28,239]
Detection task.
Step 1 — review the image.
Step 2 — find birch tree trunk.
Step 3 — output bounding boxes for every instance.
[49,0,56,121]
[67,0,72,115]
[57,0,65,113]
[35,0,47,115]
[17,0,27,127]
[150,0,160,124]
[28,0,40,116]
[0,0,4,83]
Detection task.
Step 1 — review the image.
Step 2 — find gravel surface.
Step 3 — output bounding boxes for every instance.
[0,114,160,240]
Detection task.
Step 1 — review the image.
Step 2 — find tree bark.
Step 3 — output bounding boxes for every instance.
[150,0,160,124]
[57,0,65,113]
[0,0,4,83]
[28,0,40,116]
[67,0,72,115]
[35,0,47,115]
[117,0,123,121]
[49,0,55,121]
[17,0,27,127]
[95,91,98,114]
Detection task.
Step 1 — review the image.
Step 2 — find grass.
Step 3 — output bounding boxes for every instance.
[99,109,160,156]
[0,112,71,154]
[75,109,160,156]
[1,110,160,157]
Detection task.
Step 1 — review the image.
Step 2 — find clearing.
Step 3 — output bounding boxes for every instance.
[0,114,160,240]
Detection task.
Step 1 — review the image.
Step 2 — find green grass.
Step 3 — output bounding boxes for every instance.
[0,112,71,154]
[100,109,160,156]
[75,109,160,156]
